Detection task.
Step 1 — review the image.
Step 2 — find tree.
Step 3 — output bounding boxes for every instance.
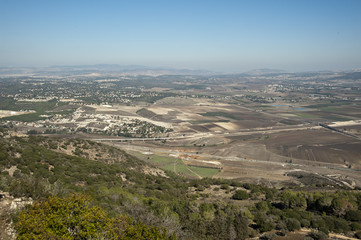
[107,216,170,240]
[285,218,301,231]
[254,213,275,232]
[331,198,354,216]
[281,190,307,210]
[15,194,108,239]
[15,194,169,240]
[345,210,361,221]
[234,214,249,240]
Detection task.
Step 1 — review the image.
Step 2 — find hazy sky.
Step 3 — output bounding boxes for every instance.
[1,0,361,72]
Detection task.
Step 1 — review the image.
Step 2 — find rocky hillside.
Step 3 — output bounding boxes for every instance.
[1,128,361,239]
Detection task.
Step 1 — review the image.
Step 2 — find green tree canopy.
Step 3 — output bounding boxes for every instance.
[15,194,170,240]
[232,190,249,200]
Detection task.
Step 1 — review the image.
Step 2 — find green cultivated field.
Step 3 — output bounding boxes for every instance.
[188,166,220,178]
[0,97,71,122]
[134,152,219,178]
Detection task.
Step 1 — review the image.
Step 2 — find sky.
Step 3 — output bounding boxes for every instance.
[1,0,361,72]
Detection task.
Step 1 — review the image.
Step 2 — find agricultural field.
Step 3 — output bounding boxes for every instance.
[262,129,361,167]
[127,151,220,179]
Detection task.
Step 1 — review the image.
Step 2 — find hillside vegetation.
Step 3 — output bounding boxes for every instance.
[1,128,361,239]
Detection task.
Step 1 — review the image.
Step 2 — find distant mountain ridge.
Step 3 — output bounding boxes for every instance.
[0,64,360,77]
[243,68,287,76]
[0,64,215,76]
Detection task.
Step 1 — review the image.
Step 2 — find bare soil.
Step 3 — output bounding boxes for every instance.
[262,129,361,168]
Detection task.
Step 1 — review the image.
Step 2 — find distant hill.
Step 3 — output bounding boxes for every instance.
[0,64,216,76]
[242,68,287,76]
[329,71,361,80]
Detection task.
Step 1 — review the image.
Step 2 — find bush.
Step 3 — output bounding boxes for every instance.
[319,227,329,235]
[276,220,288,235]
[265,191,274,201]
[232,190,249,200]
[307,230,328,240]
[280,190,307,210]
[285,218,301,231]
[254,214,275,232]
[311,217,326,229]
[255,201,269,212]
[351,222,361,231]
[196,186,205,191]
[300,219,310,228]
[345,210,361,221]
[220,184,229,190]
[260,232,277,240]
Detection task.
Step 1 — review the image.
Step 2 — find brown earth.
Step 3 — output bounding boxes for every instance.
[262,129,361,168]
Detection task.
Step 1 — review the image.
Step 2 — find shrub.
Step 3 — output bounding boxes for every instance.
[345,210,361,221]
[255,201,269,212]
[254,214,275,232]
[285,218,301,231]
[232,190,249,200]
[220,184,229,190]
[351,222,361,231]
[265,191,274,201]
[280,190,307,210]
[196,186,205,191]
[260,232,277,240]
[276,220,288,234]
[300,219,310,228]
[319,227,329,235]
[311,217,326,229]
[307,230,328,240]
